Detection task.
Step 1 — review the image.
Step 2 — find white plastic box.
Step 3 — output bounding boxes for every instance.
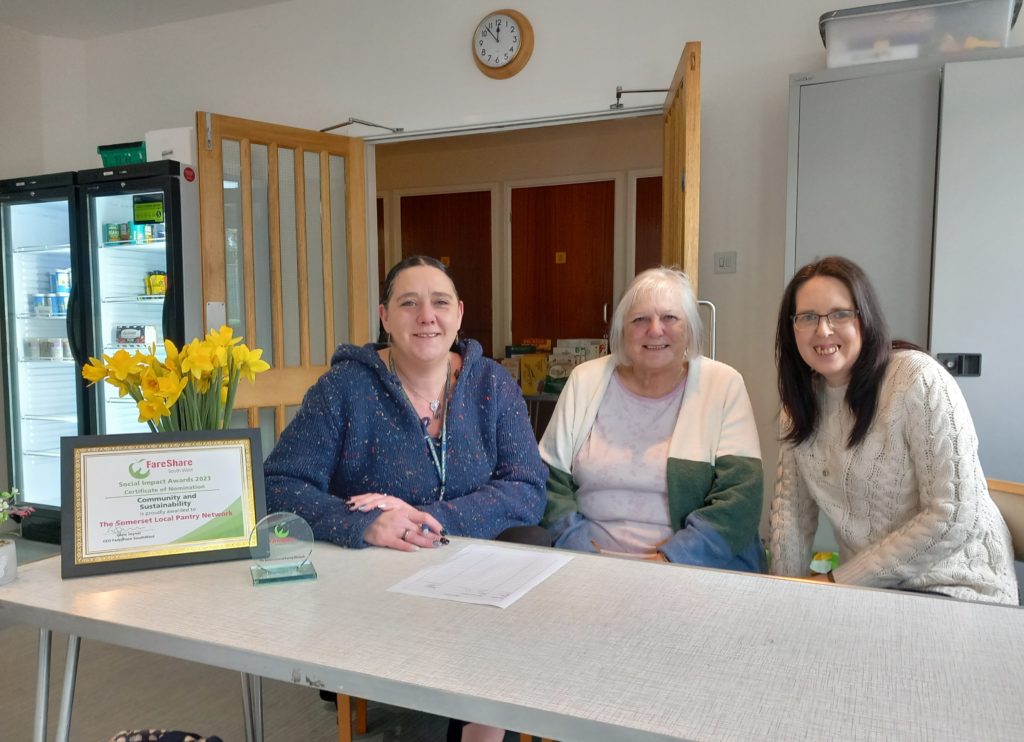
[820,0,1020,68]
[144,127,196,166]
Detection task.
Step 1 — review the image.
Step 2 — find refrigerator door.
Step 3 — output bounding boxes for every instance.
[77,160,201,438]
[81,177,180,435]
[0,174,82,511]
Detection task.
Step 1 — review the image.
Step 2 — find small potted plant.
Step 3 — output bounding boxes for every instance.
[1,486,34,585]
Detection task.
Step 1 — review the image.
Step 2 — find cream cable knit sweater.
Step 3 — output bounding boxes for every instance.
[770,351,1018,604]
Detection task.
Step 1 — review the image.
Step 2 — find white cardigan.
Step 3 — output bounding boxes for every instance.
[770,351,1018,604]
[540,354,764,567]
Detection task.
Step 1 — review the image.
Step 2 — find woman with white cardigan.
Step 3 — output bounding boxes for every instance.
[539,267,765,571]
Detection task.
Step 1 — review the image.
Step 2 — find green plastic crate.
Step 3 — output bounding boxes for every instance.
[97,141,147,166]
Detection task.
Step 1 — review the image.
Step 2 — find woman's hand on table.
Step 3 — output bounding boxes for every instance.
[362,506,447,552]
[347,493,417,514]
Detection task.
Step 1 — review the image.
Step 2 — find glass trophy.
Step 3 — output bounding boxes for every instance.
[248,512,317,585]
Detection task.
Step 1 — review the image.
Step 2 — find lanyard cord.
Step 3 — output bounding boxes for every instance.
[390,352,451,501]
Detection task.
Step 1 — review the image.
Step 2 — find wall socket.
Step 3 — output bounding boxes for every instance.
[714,251,737,274]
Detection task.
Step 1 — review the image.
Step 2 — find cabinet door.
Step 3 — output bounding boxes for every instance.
[931,56,1024,483]
[791,68,939,346]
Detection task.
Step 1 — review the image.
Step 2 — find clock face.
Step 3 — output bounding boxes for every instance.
[475,13,523,68]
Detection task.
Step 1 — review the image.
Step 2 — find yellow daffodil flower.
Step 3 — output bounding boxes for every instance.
[157,373,189,408]
[137,397,171,423]
[180,339,216,380]
[206,325,243,348]
[104,349,142,382]
[233,344,271,382]
[163,339,181,374]
[82,357,108,385]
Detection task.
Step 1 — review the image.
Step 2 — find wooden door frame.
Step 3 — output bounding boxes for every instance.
[627,167,663,281]
[503,172,627,349]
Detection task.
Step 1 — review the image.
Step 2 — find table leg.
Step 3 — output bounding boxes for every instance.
[54,634,81,742]
[240,672,264,742]
[33,628,52,742]
[251,674,263,742]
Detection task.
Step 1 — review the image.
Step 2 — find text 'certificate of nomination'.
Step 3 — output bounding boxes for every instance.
[75,440,256,562]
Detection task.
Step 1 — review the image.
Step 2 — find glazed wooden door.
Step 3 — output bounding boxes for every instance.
[510,180,615,342]
[661,41,701,292]
[196,112,368,441]
[398,190,492,356]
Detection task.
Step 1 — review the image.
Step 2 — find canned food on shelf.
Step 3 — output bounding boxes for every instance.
[43,338,63,361]
[62,338,73,361]
[50,268,72,295]
[32,293,50,316]
[146,271,167,295]
[23,337,40,360]
[106,223,120,243]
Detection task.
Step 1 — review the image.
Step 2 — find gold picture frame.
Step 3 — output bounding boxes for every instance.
[60,429,265,578]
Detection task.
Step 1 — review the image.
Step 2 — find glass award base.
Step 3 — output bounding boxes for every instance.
[249,559,317,585]
[248,513,317,585]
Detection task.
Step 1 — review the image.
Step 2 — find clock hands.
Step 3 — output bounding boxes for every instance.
[485,24,500,44]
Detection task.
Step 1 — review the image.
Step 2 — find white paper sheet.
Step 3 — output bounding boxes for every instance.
[387,543,572,608]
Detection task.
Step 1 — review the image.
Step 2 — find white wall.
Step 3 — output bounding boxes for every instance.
[3,0,1023,516]
[0,23,44,177]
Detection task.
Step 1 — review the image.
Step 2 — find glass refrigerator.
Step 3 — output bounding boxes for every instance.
[76,160,202,437]
[0,172,83,542]
[0,161,201,542]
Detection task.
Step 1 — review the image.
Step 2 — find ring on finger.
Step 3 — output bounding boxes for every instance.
[401,528,410,541]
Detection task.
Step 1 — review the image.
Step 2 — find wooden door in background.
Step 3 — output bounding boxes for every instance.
[511,180,614,343]
[399,191,492,355]
[635,175,663,273]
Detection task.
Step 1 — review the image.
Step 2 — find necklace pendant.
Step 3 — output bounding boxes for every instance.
[430,399,440,414]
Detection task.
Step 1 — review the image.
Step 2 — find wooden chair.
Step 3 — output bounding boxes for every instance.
[989,478,1024,605]
[989,479,1024,559]
[335,695,367,742]
[337,700,552,742]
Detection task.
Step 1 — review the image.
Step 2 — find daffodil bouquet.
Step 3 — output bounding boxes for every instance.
[82,326,270,432]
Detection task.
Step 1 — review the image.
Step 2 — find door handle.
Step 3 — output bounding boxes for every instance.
[603,303,608,324]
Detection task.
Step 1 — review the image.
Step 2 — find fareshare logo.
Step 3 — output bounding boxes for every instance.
[127,458,151,480]
[273,524,290,539]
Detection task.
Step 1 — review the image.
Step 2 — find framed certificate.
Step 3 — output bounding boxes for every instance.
[60,429,266,578]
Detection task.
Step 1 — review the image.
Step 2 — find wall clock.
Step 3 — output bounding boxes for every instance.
[472,9,534,79]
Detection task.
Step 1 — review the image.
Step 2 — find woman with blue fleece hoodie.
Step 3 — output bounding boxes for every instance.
[265,256,547,552]
[540,267,765,571]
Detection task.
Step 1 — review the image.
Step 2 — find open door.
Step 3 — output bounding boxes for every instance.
[661,41,701,293]
[196,112,369,441]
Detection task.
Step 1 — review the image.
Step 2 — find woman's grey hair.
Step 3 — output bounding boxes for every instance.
[608,266,703,366]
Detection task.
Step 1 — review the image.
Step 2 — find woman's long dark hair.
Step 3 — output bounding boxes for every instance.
[775,256,892,448]
[377,255,457,344]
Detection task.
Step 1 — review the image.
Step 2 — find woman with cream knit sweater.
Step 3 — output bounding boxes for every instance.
[769,256,1017,604]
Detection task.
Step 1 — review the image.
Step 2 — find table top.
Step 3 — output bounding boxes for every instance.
[2,539,1023,741]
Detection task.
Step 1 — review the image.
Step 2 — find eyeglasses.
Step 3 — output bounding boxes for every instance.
[791,309,859,332]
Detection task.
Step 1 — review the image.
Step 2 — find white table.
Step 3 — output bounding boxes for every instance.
[2,539,1024,741]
